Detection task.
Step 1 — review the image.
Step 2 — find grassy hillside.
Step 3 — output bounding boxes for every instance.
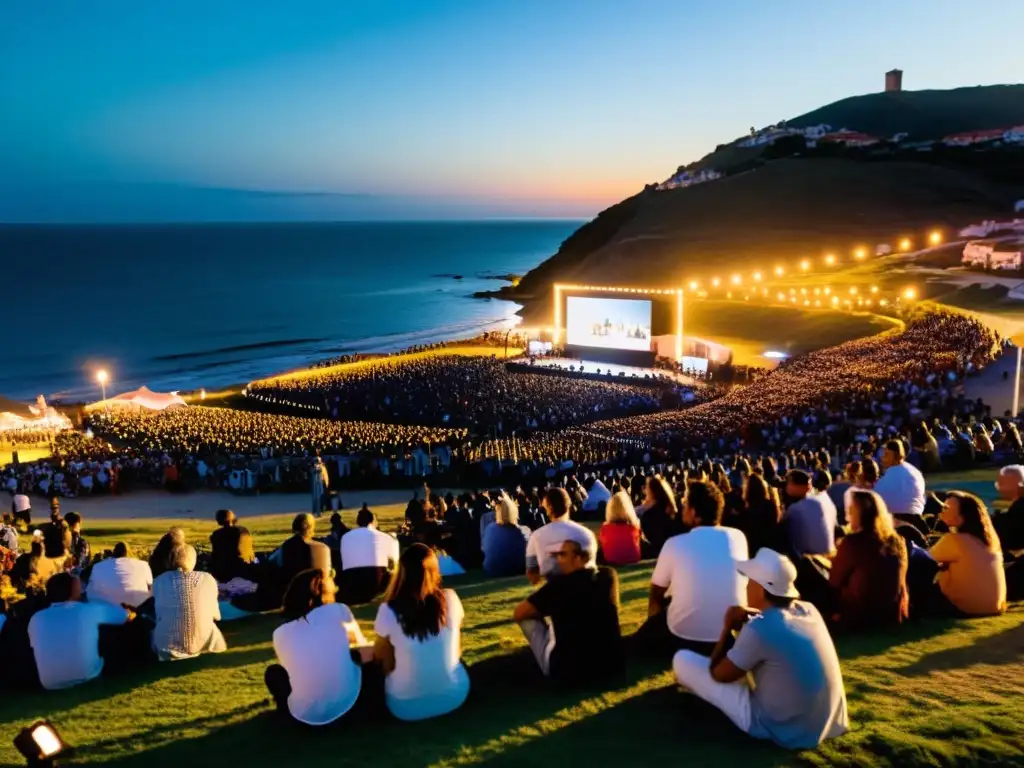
[1,502,1021,767]
[514,157,1015,306]
[788,84,1024,139]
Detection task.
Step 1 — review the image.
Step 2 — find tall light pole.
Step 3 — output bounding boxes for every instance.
[96,369,109,407]
[1013,346,1022,418]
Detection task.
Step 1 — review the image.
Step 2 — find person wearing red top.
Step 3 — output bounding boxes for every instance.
[828,490,908,632]
[599,491,643,566]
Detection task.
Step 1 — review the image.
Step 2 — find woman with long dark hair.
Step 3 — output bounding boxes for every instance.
[828,491,908,631]
[265,569,370,725]
[930,492,1007,616]
[372,543,469,721]
[739,474,783,555]
[640,475,682,558]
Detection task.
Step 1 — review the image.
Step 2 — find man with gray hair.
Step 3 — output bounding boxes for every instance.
[994,465,1024,556]
[151,543,226,661]
[513,539,624,686]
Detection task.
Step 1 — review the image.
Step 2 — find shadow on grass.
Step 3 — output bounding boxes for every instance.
[834,617,964,661]
[897,620,1024,677]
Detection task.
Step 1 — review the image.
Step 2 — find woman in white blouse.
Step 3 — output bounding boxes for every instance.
[373,543,469,721]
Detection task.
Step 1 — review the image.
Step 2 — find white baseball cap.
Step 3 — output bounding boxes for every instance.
[12,494,30,514]
[736,548,800,598]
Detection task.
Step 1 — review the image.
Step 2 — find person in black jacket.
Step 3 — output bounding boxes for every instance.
[640,475,683,558]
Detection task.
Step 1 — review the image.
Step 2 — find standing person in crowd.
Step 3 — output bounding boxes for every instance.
[639,475,683,558]
[372,544,470,721]
[781,470,837,558]
[151,544,227,661]
[513,539,623,686]
[482,494,531,577]
[929,492,1007,616]
[339,508,399,604]
[208,509,255,583]
[738,474,782,556]
[828,491,909,632]
[311,456,330,516]
[672,548,849,749]
[265,569,375,725]
[598,490,643,566]
[12,492,31,527]
[525,488,597,584]
[636,481,748,656]
[87,542,154,609]
[28,573,133,690]
[64,512,90,571]
[875,440,927,529]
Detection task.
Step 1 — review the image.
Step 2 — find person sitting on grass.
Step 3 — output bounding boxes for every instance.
[672,548,849,750]
[525,488,596,584]
[87,542,153,609]
[208,509,256,583]
[636,481,749,657]
[929,491,1007,617]
[781,469,838,558]
[993,464,1024,556]
[598,490,643,566]
[151,544,227,661]
[827,491,908,632]
[639,475,683,558]
[265,569,376,726]
[339,508,400,604]
[513,539,623,687]
[28,573,133,690]
[482,494,531,578]
[149,527,186,580]
[372,543,469,721]
[874,440,927,530]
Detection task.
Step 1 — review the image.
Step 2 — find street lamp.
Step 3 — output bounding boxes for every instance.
[929,230,943,246]
[95,370,109,402]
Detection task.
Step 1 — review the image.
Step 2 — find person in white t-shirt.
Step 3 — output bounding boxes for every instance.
[339,508,400,605]
[874,440,927,523]
[636,481,748,656]
[28,573,130,690]
[373,544,469,722]
[525,488,597,584]
[87,542,154,609]
[266,569,373,725]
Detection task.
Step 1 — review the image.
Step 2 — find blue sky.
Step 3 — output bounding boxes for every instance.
[2,0,1022,221]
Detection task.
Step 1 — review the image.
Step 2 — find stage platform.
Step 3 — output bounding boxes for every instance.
[528,358,697,386]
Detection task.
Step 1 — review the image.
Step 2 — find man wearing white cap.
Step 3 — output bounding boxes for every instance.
[672,548,849,749]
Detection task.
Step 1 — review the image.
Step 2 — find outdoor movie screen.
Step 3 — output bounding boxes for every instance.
[565,296,653,352]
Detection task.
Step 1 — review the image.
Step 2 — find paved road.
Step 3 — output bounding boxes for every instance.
[963,346,1024,417]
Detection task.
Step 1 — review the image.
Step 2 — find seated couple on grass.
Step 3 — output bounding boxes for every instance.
[265,543,468,725]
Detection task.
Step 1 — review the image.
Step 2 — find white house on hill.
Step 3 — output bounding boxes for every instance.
[962,240,1024,270]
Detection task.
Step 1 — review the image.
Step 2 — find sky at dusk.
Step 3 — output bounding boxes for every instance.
[2,0,1023,221]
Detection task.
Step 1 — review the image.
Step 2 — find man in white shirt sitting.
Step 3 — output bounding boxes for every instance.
[87,542,154,609]
[339,508,399,605]
[525,488,597,584]
[635,481,749,657]
[875,440,927,528]
[28,573,140,690]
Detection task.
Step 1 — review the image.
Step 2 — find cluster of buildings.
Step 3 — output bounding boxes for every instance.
[655,167,722,191]
[961,239,1024,271]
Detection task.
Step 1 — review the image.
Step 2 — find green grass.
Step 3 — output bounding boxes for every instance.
[2,495,1023,766]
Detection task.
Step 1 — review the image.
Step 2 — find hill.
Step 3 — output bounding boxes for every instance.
[510,157,1018,317]
[788,84,1024,140]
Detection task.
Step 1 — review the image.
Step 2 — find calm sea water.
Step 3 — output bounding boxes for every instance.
[0,221,582,401]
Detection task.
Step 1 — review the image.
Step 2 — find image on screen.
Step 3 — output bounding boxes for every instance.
[565,296,653,351]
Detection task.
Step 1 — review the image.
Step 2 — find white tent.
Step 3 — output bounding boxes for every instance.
[93,386,186,411]
[0,395,72,433]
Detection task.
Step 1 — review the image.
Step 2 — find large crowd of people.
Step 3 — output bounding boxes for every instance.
[247,355,676,434]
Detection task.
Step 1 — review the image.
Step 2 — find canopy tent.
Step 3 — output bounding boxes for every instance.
[91,386,186,412]
[0,395,72,434]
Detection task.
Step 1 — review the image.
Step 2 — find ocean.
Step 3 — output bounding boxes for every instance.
[0,221,582,402]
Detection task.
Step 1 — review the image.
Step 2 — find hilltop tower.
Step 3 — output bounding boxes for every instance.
[885,69,903,92]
